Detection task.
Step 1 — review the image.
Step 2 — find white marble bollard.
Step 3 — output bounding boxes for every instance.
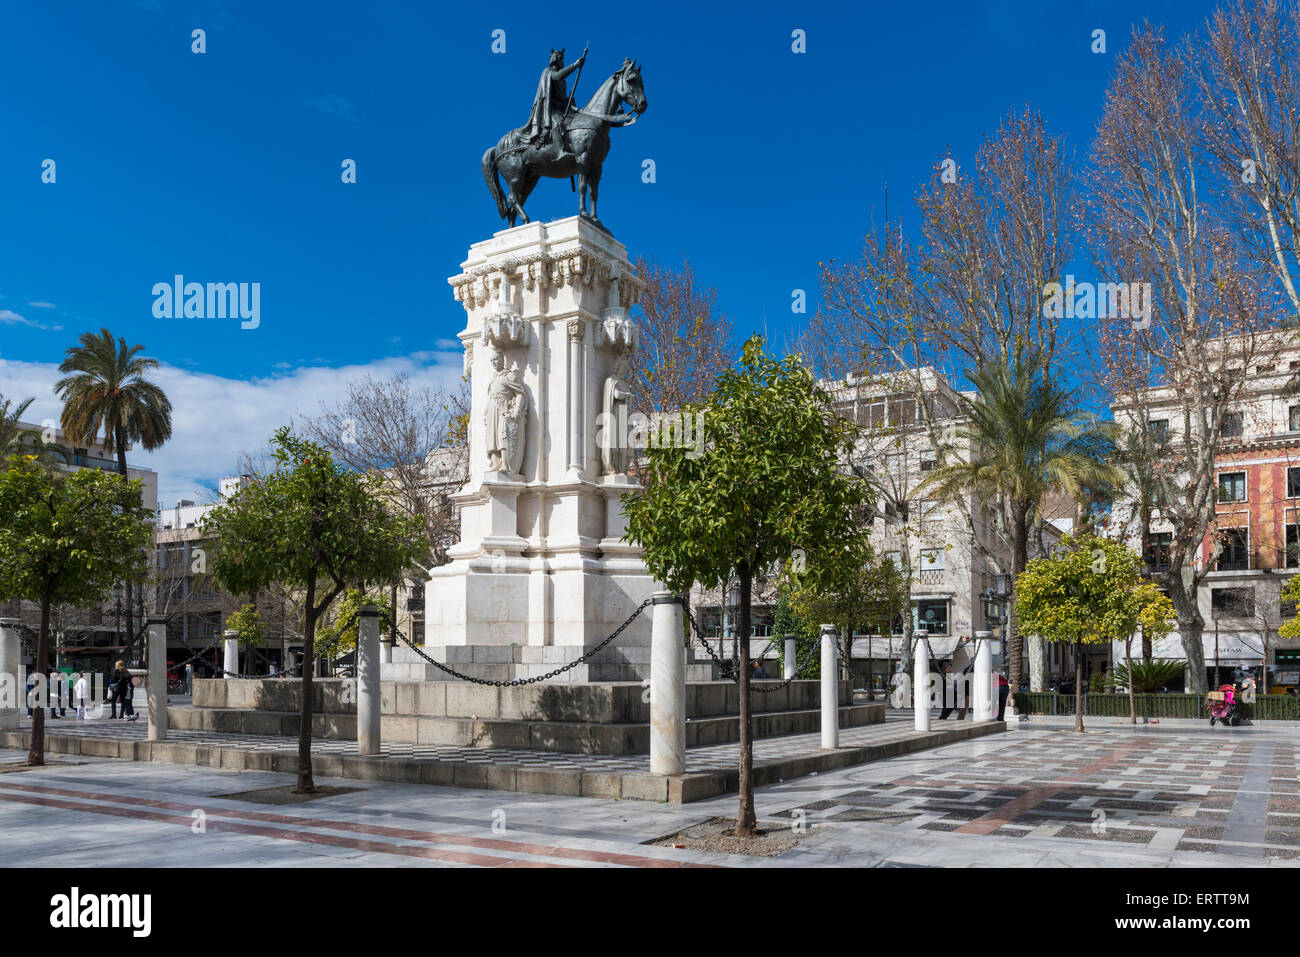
[783,636,796,680]
[650,592,686,775]
[223,629,239,679]
[973,630,993,721]
[820,624,838,749]
[914,636,931,732]
[357,605,381,755]
[380,633,393,665]
[0,618,19,731]
[147,617,167,741]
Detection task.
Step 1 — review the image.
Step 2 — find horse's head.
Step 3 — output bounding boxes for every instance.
[617,58,648,115]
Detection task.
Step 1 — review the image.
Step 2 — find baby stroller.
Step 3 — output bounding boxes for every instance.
[1206,683,1240,727]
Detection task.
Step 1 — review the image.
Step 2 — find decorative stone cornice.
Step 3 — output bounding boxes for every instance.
[450,249,645,307]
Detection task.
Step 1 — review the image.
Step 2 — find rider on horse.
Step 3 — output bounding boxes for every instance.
[525,47,586,161]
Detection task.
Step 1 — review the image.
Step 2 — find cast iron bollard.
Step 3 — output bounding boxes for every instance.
[357,605,381,755]
[650,592,685,775]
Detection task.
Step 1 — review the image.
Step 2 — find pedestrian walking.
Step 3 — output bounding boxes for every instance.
[25,673,35,717]
[112,661,137,720]
[107,665,120,718]
[996,671,1010,721]
[73,672,89,719]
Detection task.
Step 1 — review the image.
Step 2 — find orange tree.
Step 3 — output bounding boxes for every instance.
[203,428,424,792]
[624,336,872,836]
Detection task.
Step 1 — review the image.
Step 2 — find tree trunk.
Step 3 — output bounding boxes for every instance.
[27,595,52,765]
[1074,639,1085,733]
[114,426,141,666]
[295,571,317,793]
[734,563,756,837]
[1172,568,1208,696]
[1140,503,1153,661]
[1008,502,1030,690]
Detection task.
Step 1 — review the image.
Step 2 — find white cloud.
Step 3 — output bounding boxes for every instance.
[0,348,464,508]
[27,302,56,309]
[1,309,51,331]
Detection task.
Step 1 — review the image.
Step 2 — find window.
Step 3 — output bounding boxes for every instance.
[1211,587,1254,619]
[833,400,855,422]
[883,551,902,570]
[919,451,937,472]
[1257,365,1275,375]
[1148,419,1170,444]
[1289,467,1300,499]
[1291,406,1300,432]
[1217,471,1247,503]
[919,548,944,570]
[1145,532,1173,571]
[1215,527,1250,571]
[891,398,916,427]
[1221,412,1244,439]
[913,599,949,636]
[1287,524,1300,569]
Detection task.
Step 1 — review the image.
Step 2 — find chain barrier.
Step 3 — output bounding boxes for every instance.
[682,606,821,692]
[393,598,654,687]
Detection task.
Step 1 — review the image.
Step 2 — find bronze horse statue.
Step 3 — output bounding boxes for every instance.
[483,59,647,229]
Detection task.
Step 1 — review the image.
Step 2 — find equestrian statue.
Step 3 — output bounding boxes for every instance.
[482,47,647,229]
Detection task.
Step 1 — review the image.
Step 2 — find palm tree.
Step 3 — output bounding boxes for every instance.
[55,329,173,660]
[921,350,1122,690]
[0,394,65,467]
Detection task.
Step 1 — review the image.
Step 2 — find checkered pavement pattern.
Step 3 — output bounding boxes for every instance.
[767,730,1300,860]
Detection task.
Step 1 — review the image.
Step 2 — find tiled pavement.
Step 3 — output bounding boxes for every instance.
[1,721,1296,867]
[763,726,1300,863]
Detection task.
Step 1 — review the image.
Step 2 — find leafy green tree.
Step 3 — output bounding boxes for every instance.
[1015,534,1171,729]
[56,329,173,662]
[772,589,818,680]
[0,458,152,763]
[624,336,872,836]
[224,603,267,673]
[202,427,424,792]
[316,588,392,659]
[790,545,908,684]
[921,349,1122,691]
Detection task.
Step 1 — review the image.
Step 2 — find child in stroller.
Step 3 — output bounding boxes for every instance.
[1206,683,1241,727]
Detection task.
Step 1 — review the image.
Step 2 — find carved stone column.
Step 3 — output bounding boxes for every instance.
[567,318,586,477]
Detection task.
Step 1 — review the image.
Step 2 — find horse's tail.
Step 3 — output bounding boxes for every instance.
[482,146,508,220]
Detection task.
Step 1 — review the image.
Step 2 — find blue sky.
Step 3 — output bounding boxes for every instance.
[0,0,1224,505]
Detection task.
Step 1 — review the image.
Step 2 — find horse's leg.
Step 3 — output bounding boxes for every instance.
[577,165,588,217]
[588,164,603,224]
[516,171,540,224]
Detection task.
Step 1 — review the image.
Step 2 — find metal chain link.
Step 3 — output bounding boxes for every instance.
[682,606,820,692]
[393,598,654,686]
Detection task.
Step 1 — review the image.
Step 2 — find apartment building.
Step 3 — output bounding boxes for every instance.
[687,367,1019,690]
[1110,341,1300,693]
